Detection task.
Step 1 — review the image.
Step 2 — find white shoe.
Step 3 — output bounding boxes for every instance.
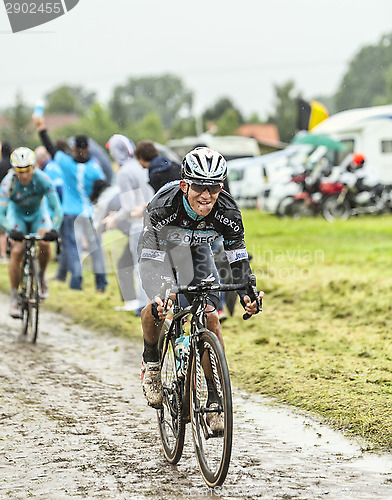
[141,360,162,406]
[40,275,49,299]
[115,299,140,312]
[9,298,22,319]
[206,403,224,432]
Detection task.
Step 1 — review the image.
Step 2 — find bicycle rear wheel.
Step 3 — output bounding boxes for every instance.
[190,329,233,487]
[157,320,186,464]
[22,258,40,343]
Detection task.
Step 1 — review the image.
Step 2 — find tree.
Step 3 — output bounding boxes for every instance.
[56,103,118,148]
[126,113,166,144]
[267,80,298,143]
[372,64,392,106]
[170,117,197,139]
[109,74,193,130]
[334,33,392,111]
[203,97,244,124]
[248,112,263,124]
[216,109,241,135]
[45,85,96,114]
[1,93,35,148]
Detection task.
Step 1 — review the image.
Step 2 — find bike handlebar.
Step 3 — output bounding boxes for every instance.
[159,273,262,320]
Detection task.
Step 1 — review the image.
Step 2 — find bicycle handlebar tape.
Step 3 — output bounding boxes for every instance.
[9,229,24,242]
[43,229,58,242]
[5,0,79,34]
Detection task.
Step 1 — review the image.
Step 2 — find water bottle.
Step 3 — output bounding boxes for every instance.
[181,335,190,376]
[175,334,185,377]
[33,100,44,118]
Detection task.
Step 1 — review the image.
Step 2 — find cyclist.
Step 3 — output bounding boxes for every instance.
[0,147,63,318]
[139,147,263,426]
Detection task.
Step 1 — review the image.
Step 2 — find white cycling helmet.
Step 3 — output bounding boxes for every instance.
[181,147,227,185]
[10,147,36,169]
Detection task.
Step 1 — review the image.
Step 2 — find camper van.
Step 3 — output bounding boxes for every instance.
[227,144,313,208]
[312,104,392,183]
[167,133,260,161]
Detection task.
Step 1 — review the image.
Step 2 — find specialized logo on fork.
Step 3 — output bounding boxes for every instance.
[4,0,79,33]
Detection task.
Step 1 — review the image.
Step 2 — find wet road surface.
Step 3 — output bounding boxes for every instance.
[0,300,392,499]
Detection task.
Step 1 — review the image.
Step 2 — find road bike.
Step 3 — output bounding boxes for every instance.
[17,235,45,343]
[18,234,59,343]
[156,274,261,487]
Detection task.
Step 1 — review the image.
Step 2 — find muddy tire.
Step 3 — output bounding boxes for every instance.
[21,257,40,343]
[190,329,233,487]
[157,320,186,464]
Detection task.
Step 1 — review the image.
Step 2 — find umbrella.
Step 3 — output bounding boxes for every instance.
[292,133,346,152]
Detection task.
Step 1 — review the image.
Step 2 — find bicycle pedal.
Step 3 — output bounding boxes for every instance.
[148,402,163,410]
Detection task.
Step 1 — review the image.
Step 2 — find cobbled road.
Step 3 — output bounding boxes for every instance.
[0,298,392,499]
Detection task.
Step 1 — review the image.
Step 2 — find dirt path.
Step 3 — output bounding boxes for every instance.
[0,299,392,499]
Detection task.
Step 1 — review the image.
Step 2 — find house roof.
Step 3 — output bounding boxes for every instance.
[236,124,284,147]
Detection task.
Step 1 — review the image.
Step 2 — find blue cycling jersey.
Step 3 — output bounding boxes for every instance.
[0,168,63,232]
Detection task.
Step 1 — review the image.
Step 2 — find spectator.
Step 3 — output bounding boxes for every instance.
[0,142,12,262]
[70,137,113,184]
[134,140,180,193]
[105,134,154,313]
[33,116,108,292]
[35,146,64,201]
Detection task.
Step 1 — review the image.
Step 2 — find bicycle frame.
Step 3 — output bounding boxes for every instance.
[157,274,261,486]
[18,235,46,343]
[159,278,260,422]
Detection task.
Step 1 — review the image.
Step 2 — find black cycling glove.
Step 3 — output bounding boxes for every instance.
[9,229,24,241]
[43,229,59,241]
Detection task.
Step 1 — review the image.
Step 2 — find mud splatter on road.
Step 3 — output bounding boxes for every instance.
[0,301,391,499]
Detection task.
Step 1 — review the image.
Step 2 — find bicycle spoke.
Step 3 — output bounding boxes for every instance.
[22,256,40,343]
[157,320,185,464]
[190,329,233,487]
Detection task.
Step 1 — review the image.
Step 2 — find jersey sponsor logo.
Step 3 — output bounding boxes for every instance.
[214,212,240,232]
[167,228,218,246]
[225,248,248,264]
[140,248,166,261]
[153,213,177,231]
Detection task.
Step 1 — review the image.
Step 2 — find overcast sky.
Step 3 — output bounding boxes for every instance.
[1,0,391,118]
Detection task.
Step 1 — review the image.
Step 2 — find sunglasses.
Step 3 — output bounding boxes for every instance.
[14,165,34,173]
[187,182,223,194]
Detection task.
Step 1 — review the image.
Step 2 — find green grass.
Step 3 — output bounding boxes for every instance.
[1,214,392,450]
[225,211,392,450]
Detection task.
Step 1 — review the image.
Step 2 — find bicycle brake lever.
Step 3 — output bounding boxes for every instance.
[243,274,263,320]
[159,280,173,316]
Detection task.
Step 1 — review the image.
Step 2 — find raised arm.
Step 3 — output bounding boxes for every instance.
[33,116,56,158]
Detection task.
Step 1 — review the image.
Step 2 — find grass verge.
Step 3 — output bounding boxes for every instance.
[1,214,391,451]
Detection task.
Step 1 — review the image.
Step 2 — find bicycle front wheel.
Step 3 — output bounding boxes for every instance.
[190,329,233,487]
[22,258,40,343]
[157,320,186,464]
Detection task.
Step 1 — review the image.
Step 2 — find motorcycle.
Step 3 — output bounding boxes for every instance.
[321,182,392,221]
[288,166,334,219]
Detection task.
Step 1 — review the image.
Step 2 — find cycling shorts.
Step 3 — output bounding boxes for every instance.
[159,243,220,310]
[7,205,52,235]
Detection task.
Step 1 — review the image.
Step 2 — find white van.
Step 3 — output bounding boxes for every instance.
[312,104,392,183]
[227,144,312,208]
